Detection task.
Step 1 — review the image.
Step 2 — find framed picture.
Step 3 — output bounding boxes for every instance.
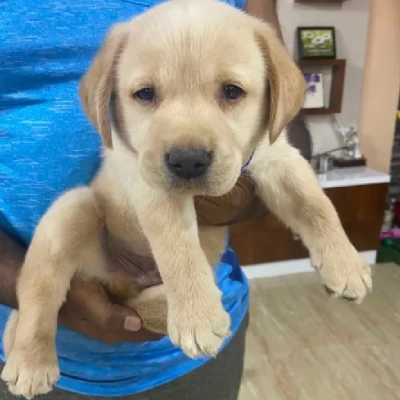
[303,73,324,109]
[297,27,336,59]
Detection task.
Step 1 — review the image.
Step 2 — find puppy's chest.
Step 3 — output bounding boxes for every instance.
[101,229,161,291]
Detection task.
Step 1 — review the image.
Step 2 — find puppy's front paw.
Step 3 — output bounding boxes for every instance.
[315,244,372,303]
[1,345,60,399]
[168,291,231,358]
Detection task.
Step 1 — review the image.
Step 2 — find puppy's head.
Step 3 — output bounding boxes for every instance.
[80,0,305,196]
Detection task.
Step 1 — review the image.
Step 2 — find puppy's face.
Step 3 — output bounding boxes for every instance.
[80,0,305,196]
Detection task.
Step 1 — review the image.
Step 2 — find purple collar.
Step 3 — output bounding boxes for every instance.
[240,151,254,173]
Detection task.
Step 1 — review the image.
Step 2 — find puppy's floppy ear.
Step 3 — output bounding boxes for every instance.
[255,22,306,143]
[79,23,128,149]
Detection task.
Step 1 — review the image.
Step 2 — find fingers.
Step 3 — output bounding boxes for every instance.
[107,304,141,332]
[81,291,143,333]
[61,317,164,344]
[62,279,165,343]
[67,279,142,332]
[121,328,165,343]
[92,303,165,342]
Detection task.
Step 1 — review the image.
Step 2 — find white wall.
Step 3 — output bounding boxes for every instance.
[277,0,371,155]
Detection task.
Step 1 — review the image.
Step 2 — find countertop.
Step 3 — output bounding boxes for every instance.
[317,166,390,189]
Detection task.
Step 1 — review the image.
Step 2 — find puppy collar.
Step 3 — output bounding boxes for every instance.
[240,151,255,173]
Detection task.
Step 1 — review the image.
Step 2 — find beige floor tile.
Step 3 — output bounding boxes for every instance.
[239,263,400,400]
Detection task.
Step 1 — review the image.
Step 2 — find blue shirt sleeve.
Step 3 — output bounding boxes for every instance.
[235,0,247,10]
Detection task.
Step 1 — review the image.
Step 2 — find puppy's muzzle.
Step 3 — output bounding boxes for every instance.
[165,148,213,180]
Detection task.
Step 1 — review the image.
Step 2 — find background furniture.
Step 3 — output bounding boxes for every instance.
[295,0,348,3]
[298,59,346,115]
[230,167,389,266]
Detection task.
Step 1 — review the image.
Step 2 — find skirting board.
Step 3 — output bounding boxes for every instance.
[242,250,377,280]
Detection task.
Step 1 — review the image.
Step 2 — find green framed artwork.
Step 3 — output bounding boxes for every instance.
[297,27,336,60]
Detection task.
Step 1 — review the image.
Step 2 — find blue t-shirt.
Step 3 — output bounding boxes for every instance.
[0,0,249,396]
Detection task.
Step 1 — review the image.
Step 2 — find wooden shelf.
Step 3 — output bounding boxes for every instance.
[298,58,346,115]
[302,107,338,116]
[295,0,347,3]
[298,59,345,68]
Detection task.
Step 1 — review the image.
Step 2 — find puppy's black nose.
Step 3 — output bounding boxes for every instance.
[165,148,212,179]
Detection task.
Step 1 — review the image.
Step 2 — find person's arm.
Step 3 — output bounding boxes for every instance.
[245,0,284,42]
[244,0,313,161]
[0,230,163,344]
[0,231,21,309]
[195,1,294,226]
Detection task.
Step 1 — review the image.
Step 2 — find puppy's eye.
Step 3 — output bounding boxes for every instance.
[222,84,244,101]
[134,88,156,103]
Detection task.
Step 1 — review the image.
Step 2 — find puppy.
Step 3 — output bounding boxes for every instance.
[1,0,372,398]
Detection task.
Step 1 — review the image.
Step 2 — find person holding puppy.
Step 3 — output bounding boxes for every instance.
[0,0,299,399]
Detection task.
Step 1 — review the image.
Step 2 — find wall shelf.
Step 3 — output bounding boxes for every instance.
[295,0,347,3]
[297,58,346,115]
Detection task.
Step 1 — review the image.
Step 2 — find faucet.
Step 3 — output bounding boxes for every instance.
[311,146,349,174]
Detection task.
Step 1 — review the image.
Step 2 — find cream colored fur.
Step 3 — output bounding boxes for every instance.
[1,0,371,398]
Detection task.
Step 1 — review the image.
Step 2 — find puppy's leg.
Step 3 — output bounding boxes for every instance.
[133,182,230,358]
[249,138,372,302]
[127,285,168,334]
[1,188,102,399]
[128,226,227,336]
[199,226,227,268]
[2,311,19,359]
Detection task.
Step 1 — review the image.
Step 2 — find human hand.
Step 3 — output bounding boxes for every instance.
[59,278,164,344]
[195,175,268,226]
[0,230,163,344]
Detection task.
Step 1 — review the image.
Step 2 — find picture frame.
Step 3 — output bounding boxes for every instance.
[297,27,336,60]
[303,73,324,109]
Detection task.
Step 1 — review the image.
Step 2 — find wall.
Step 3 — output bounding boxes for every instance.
[277,0,372,155]
[358,0,400,173]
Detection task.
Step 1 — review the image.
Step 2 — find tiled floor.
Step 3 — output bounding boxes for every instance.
[239,263,400,400]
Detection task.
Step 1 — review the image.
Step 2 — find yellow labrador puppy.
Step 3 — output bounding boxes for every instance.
[1,0,372,398]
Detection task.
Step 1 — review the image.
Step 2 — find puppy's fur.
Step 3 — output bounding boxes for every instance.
[1,0,372,398]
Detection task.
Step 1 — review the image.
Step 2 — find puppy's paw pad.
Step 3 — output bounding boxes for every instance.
[324,285,359,302]
[323,285,335,296]
[319,251,372,304]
